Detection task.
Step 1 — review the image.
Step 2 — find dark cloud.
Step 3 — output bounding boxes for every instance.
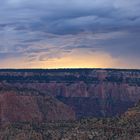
[0,0,140,68]
[1,0,140,34]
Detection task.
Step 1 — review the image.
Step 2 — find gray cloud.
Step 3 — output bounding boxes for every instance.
[0,0,140,68]
[1,0,140,34]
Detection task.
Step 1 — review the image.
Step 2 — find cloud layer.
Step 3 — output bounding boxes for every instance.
[0,0,140,68]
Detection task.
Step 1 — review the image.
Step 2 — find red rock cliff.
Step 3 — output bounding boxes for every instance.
[0,92,75,123]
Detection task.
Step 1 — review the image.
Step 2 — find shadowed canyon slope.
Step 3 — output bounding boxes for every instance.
[0,101,140,140]
[0,89,75,123]
[0,69,140,118]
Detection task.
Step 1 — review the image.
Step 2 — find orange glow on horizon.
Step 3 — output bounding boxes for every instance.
[0,49,139,69]
[0,49,140,69]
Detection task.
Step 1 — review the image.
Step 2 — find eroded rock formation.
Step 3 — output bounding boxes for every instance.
[0,69,139,118]
[0,90,75,123]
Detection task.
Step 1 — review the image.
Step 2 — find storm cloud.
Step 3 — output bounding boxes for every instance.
[0,0,140,68]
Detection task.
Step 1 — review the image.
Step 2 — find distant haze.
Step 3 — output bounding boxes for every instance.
[0,0,140,68]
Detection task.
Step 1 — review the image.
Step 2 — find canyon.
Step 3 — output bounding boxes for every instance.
[0,69,139,120]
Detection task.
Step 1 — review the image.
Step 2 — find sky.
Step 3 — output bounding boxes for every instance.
[0,0,140,69]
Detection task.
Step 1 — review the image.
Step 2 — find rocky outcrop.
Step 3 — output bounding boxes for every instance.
[0,91,75,123]
[0,93,43,123]
[123,101,140,121]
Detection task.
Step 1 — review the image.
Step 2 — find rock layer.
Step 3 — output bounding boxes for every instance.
[0,91,75,123]
[0,69,140,118]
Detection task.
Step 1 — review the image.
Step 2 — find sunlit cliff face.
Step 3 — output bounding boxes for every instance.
[0,0,140,69]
